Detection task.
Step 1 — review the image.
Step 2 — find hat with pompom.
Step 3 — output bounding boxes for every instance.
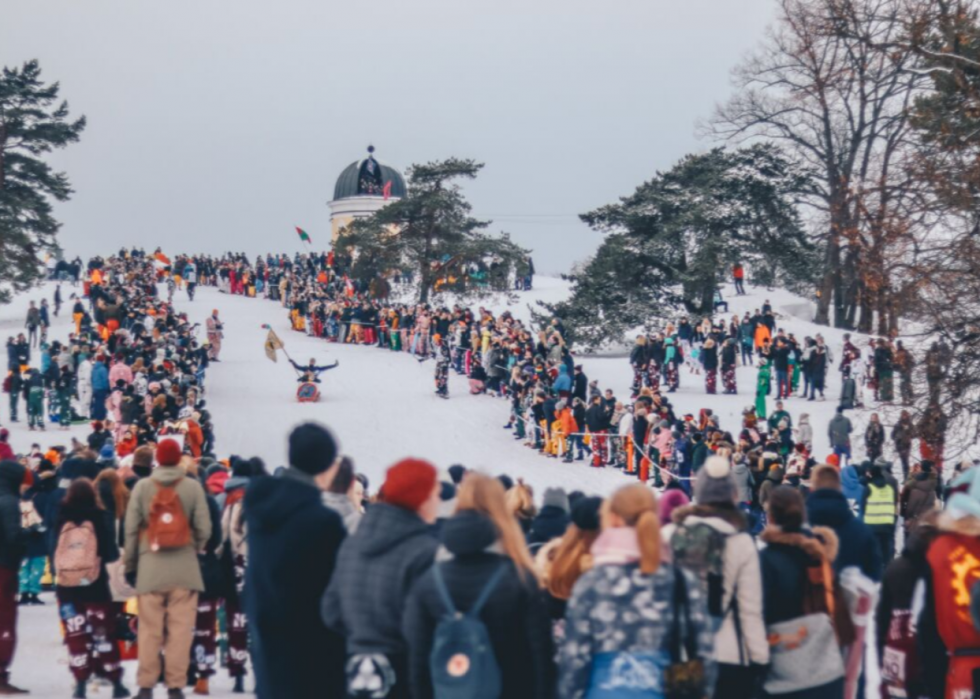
[694,455,737,505]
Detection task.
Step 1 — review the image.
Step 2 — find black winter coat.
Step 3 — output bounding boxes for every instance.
[0,461,26,571]
[403,511,554,699]
[806,489,883,581]
[322,502,439,656]
[526,505,570,547]
[244,472,347,699]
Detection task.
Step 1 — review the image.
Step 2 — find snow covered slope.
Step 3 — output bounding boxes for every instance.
[3,277,862,497]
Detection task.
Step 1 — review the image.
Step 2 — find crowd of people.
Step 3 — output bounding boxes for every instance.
[0,248,975,699]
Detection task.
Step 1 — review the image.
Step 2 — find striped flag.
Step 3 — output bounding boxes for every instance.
[296,227,311,243]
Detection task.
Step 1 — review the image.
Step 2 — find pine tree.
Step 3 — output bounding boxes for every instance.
[335,157,527,303]
[541,145,816,350]
[0,60,85,304]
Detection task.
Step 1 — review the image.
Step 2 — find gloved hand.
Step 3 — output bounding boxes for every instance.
[125,571,137,588]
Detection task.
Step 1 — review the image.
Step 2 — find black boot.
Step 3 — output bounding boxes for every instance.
[232,676,245,694]
[73,680,87,699]
[112,680,132,698]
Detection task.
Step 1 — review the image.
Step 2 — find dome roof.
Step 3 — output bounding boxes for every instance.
[332,147,407,201]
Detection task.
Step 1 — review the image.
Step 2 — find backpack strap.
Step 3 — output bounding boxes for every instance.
[432,563,458,618]
[467,564,508,620]
[432,561,508,620]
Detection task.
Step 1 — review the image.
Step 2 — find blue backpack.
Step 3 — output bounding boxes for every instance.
[430,563,507,699]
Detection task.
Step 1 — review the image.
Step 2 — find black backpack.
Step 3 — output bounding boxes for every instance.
[429,563,507,699]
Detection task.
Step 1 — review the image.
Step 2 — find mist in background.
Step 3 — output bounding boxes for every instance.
[2,0,775,274]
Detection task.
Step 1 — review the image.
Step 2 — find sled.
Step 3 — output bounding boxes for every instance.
[297,382,321,403]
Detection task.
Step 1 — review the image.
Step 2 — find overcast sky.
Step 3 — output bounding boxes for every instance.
[3,0,775,274]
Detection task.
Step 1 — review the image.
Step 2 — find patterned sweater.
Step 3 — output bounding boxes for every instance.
[558,561,716,699]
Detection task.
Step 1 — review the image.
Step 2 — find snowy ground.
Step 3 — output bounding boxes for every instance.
[1,275,892,696]
[1,275,898,499]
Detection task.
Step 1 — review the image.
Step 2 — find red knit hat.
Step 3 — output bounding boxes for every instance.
[381,458,438,512]
[156,439,183,467]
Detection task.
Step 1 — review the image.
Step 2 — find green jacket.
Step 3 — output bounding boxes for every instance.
[123,467,211,594]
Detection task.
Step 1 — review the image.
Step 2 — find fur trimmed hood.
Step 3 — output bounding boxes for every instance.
[936,512,980,537]
[760,525,839,563]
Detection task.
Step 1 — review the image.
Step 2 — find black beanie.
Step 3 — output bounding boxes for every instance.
[448,464,467,485]
[288,423,338,475]
[571,496,603,532]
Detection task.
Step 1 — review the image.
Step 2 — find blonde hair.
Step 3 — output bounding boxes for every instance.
[504,479,536,521]
[545,524,599,599]
[457,474,538,581]
[606,484,661,574]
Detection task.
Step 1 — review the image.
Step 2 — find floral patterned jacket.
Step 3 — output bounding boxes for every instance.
[558,561,716,699]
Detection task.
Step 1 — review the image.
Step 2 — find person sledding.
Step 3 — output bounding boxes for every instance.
[290,357,339,383]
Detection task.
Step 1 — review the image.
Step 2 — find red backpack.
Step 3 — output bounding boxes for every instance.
[146,479,191,552]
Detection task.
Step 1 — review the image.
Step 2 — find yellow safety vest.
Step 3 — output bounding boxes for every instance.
[864,483,896,526]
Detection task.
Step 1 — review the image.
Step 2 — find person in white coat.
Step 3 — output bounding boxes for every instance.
[670,455,769,699]
[75,354,93,419]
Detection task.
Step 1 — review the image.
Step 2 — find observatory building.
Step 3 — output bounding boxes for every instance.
[327,146,406,241]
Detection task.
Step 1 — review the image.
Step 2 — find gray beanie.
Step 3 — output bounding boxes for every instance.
[694,456,738,505]
[542,487,570,513]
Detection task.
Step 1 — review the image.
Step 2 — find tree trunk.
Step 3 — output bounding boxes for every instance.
[815,230,838,325]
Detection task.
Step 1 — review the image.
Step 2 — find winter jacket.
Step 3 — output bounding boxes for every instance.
[732,460,755,505]
[526,505,570,547]
[919,514,980,699]
[403,511,554,699]
[24,474,57,558]
[827,414,852,448]
[558,527,716,699]
[44,457,102,561]
[806,489,883,581]
[322,502,439,656]
[841,465,864,516]
[322,491,362,534]
[671,505,769,667]
[552,364,572,394]
[758,525,845,699]
[123,465,212,594]
[875,529,931,699]
[244,469,346,699]
[758,525,839,625]
[900,472,939,528]
[54,501,119,605]
[91,362,110,392]
[0,461,26,571]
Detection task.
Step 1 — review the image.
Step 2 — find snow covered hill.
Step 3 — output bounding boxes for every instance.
[4,277,863,497]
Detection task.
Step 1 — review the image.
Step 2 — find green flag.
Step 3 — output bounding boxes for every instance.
[295,226,311,243]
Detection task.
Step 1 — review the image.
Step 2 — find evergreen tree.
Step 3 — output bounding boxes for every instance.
[0,60,85,303]
[541,145,816,350]
[335,157,527,303]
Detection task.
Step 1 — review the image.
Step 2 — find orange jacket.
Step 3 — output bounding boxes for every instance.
[185,421,204,458]
[558,408,578,437]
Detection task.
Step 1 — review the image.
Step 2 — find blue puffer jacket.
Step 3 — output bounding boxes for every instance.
[91,362,110,392]
[806,488,883,581]
[553,364,573,394]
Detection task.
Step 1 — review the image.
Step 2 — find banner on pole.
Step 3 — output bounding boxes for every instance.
[262,325,284,362]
